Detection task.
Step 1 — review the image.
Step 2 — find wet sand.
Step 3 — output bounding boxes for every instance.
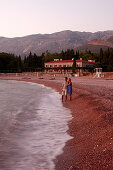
[0,76,113,170]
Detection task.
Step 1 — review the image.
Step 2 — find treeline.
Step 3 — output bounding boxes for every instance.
[43,49,79,62]
[0,48,113,72]
[44,48,113,72]
[0,52,44,72]
[0,53,22,73]
[23,52,44,72]
[79,48,113,71]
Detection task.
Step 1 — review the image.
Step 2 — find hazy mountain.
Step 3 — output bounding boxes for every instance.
[77,35,113,52]
[0,30,113,56]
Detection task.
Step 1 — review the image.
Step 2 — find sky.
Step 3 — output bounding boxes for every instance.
[0,0,113,37]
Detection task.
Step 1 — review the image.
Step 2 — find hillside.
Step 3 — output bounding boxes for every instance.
[0,30,113,56]
[77,35,113,52]
[88,36,113,47]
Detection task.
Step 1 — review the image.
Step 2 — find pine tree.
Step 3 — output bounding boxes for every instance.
[72,57,76,73]
[99,48,103,63]
[108,50,113,65]
[17,56,22,72]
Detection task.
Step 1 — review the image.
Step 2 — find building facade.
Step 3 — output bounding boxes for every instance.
[45,59,95,73]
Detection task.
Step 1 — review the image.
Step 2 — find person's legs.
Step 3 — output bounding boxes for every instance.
[62,90,65,102]
[69,94,71,101]
[65,94,67,101]
[65,89,67,101]
[62,95,64,102]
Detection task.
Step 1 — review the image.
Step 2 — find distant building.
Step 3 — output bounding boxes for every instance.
[45,59,95,73]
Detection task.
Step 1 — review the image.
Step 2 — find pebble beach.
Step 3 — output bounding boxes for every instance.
[0,74,113,170]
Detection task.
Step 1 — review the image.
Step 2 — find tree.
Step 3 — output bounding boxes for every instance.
[75,51,79,59]
[72,57,76,73]
[17,56,22,72]
[106,65,113,72]
[99,48,103,63]
[60,50,65,60]
[108,50,113,65]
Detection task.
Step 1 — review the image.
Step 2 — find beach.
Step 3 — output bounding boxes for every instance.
[0,75,113,170]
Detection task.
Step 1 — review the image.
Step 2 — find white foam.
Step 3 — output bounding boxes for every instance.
[0,80,73,170]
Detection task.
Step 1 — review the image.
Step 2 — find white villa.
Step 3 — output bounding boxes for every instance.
[45,58,95,73]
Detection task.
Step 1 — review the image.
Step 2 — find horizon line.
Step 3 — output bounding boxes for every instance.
[0,29,113,39]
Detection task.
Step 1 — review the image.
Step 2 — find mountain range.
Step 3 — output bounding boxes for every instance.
[0,30,113,57]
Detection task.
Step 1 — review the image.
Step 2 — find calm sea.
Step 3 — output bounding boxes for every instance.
[0,80,72,170]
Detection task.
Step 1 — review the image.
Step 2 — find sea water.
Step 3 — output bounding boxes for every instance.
[0,80,72,170]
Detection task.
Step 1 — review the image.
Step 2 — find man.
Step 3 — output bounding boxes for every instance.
[62,77,68,102]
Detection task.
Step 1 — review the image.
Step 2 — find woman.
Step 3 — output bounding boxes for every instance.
[62,77,68,102]
[67,78,72,101]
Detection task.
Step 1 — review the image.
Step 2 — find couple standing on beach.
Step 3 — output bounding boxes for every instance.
[62,77,72,102]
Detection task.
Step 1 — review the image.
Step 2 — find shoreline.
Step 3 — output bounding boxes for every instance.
[0,77,113,170]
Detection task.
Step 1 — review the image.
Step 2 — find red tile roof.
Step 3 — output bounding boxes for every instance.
[46,60,95,64]
[46,60,73,63]
[76,60,95,64]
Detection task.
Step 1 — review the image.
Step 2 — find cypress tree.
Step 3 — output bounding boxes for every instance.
[72,57,76,73]
[99,48,103,63]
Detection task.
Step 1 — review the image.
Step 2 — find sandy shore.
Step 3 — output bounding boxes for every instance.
[0,76,113,170]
